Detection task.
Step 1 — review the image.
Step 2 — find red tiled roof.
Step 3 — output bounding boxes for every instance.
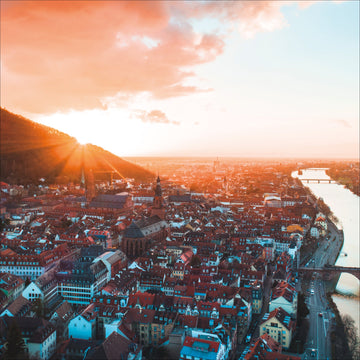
[183,335,220,352]
[272,281,296,303]
[128,292,155,308]
[177,314,198,328]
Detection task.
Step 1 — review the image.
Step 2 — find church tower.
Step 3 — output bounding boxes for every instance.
[85,169,96,204]
[223,175,228,192]
[151,176,165,219]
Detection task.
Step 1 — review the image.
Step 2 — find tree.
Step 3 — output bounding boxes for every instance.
[32,298,45,318]
[297,293,309,321]
[4,320,27,360]
[342,315,360,360]
[190,255,201,268]
[288,293,310,354]
[0,218,10,232]
[61,218,72,228]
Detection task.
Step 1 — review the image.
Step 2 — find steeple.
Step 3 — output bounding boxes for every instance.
[151,176,165,219]
[155,175,162,196]
[85,169,96,203]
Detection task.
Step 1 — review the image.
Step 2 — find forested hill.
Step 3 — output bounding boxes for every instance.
[0,108,153,184]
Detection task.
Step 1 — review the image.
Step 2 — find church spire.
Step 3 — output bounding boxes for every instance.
[152,175,165,219]
[155,175,162,197]
[85,169,96,203]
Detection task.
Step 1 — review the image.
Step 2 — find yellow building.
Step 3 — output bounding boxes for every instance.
[260,307,295,349]
[286,224,304,234]
[124,307,178,347]
[251,282,263,314]
[172,262,185,280]
[150,309,177,346]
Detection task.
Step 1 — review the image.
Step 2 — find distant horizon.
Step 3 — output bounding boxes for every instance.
[2,106,359,162]
[122,155,360,161]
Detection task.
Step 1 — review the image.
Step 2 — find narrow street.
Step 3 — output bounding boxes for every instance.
[305,277,332,360]
[253,271,273,338]
[236,271,273,359]
[302,220,342,359]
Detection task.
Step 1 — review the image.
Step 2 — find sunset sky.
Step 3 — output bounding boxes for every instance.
[1,1,359,158]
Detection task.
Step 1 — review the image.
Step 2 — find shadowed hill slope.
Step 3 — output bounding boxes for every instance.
[0,108,153,184]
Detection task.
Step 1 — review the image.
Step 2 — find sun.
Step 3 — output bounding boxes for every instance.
[75,134,89,145]
[34,108,150,156]
[35,111,96,145]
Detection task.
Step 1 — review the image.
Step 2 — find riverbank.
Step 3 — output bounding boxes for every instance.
[326,165,360,197]
[326,292,353,359]
[298,178,357,359]
[326,218,343,259]
[324,220,355,359]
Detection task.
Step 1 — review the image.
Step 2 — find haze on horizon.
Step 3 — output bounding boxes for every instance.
[1,0,359,159]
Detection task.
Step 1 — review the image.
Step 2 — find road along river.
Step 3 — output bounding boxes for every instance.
[292,168,360,334]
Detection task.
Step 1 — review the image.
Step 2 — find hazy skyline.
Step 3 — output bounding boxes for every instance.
[1,1,359,158]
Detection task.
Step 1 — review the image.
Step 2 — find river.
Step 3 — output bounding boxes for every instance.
[292,168,360,333]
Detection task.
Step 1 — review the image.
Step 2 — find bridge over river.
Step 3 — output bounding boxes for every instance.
[300,178,337,184]
[299,265,360,280]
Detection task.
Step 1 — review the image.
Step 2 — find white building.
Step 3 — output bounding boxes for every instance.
[22,282,43,301]
[3,316,56,360]
[274,239,292,254]
[310,226,320,239]
[0,261,44,280]
[68,306,97,340]
[57,260,108,305]
[269,281,298,318]
[28,328,57,360]
[22,267,59,307]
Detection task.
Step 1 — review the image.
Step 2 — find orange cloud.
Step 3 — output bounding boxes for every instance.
[135,109,179,125]
[2,1,225,114]
[0,0,319,114]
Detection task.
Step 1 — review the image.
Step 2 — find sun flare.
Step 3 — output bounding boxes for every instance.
[35,111,100,147]
[75,135,89,145]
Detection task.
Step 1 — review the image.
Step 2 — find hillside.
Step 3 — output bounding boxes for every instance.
[0,108,153,184]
